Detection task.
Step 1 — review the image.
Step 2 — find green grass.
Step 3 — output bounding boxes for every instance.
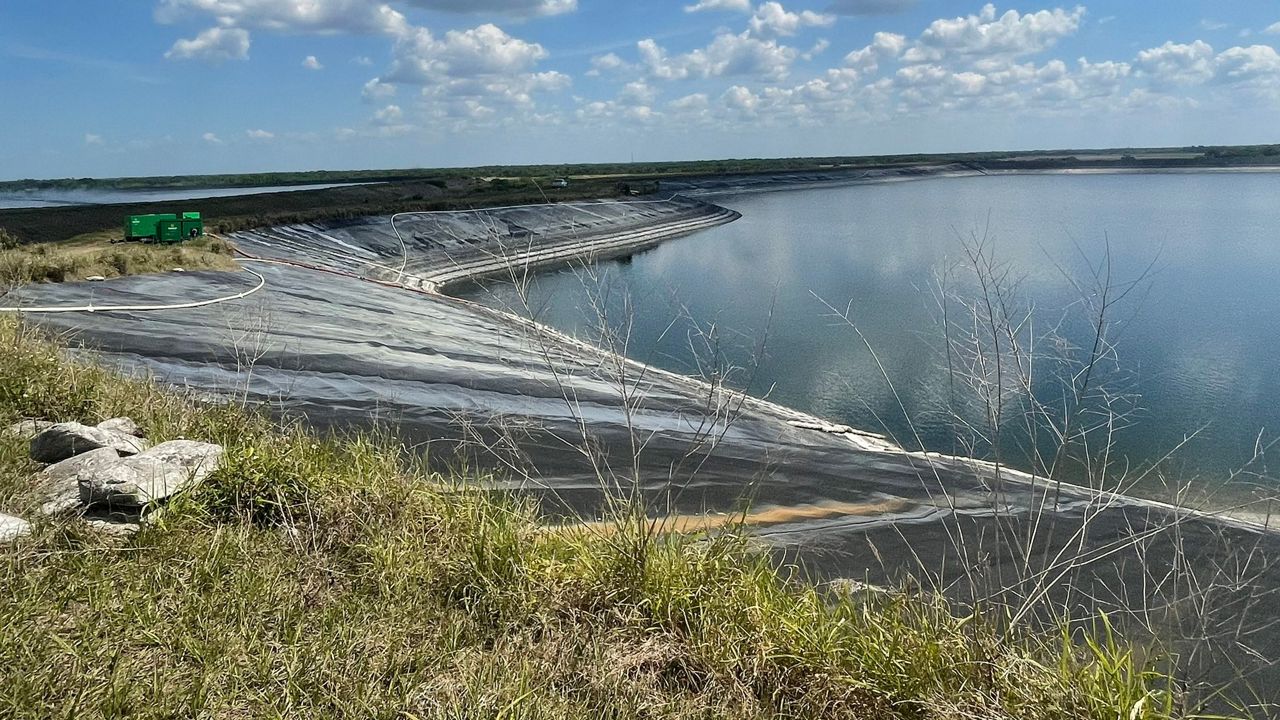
[0,317,1195,719]
[0,234,238,286]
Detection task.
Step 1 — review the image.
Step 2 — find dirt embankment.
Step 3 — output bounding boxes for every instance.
[0,177,636,246]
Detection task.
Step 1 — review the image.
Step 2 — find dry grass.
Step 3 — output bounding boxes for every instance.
[0,231,238,287]
[0,317,1195,719]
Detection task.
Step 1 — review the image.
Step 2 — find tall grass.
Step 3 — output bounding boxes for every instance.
[0,317,1196,718]
[0,235,237,287]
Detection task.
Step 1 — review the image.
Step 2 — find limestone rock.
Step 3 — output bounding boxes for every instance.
[36,447,121,516]
[0,513,31,544]
[84,518,141,536]
[30,422,149,463]
[79,440,223,508]
[826,578,895,597]
[5,419,53,441]
[96,417,143,437]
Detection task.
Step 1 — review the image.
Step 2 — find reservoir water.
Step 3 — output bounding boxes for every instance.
[460,172,1280,504]
[0,182,377,209]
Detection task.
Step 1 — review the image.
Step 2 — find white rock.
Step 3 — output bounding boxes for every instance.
[96,417,143,437]
[84,519,141,536]
[30,422,150,463]
[85,275,106,282]
[0,513,31,544]
[79,440,223,508]
[36,447,121,516]
[5,419,53,441]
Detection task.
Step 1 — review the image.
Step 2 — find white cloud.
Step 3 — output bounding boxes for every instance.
[403,0,576,16]
[303,55,324,70]
[373,104,404,124]
[587,52,631,76]
[902,3,1085,64]
[145,0,1280,140]
[387,23,548,83]
[575,80,664,125]
[417,71,571,124]
[618,80,658,105]
[1135,40,1215,86]
[369,19,569,126]
[84,133,104,146]
[684,0,752,13]
[859,49,1143,116]
[156,0,409,36]
[362,77,398,101]
[1265,22,1280,36]
[156,0,573,38]
[844,31,906,72]
[298,13,561,128]
[748,2,835,40]
[802,38,830,60]
[1215,44,1280,87]
[639,33,798,81]
[1076,57,1132,88]
[722,85,761,116]
[1199,19,1229,32]
[246,129,275,139]
[826,0,916,15]
[165,26,251,62]
[669,92,711,114]
[353,55,374,66]
[202,132,224,144]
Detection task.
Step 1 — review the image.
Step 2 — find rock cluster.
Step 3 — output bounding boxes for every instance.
[1,417,224,544]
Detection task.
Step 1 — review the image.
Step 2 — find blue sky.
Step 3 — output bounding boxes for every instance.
[1,1,1278,179]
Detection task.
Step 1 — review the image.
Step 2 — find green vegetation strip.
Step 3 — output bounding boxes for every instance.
[0,318,1188,718]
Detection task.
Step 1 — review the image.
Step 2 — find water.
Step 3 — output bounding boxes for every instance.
[0,182,378,209]
[460,172,1280,499]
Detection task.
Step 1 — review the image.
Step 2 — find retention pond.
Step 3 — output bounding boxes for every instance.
[460,172,1280,505]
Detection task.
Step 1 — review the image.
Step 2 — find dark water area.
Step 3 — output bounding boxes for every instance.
[460,172,1280,502]
[0,182,376,209]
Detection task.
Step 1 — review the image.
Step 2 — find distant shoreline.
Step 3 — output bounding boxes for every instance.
[5,156,1280,247]
[667,162,1280,197]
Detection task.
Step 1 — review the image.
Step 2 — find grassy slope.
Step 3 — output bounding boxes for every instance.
[0,317,1188,719]
[0,231,239,285]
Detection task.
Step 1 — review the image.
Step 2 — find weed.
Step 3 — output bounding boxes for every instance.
[0,316,1196,718]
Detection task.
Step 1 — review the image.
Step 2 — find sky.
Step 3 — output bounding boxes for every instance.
[1,1,1279,179]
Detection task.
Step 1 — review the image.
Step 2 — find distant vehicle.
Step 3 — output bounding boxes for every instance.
[125,211,204,243]
[550,178,569,189]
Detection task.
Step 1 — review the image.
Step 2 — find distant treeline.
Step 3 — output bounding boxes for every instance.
[4,143,1279,192]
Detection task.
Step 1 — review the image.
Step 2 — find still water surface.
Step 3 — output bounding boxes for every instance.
[461,173,1280,497]
[0,182,375,209]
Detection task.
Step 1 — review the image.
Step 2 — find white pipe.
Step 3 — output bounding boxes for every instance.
[0,266,266,314]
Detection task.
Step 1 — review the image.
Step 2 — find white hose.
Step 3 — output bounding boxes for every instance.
[0,266,266,314]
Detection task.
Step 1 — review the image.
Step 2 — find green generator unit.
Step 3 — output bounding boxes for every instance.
[125,211,204,243]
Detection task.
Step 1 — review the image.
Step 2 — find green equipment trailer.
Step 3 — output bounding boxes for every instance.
[125,212,204,243]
